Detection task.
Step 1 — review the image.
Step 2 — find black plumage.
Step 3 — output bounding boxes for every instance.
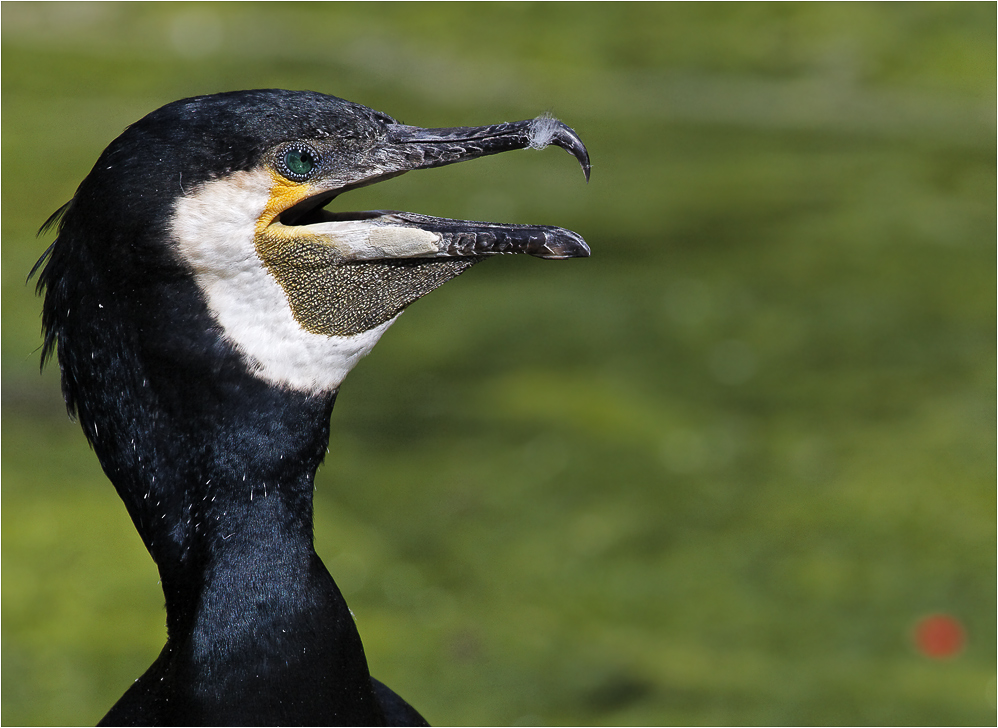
[35,89,589,726]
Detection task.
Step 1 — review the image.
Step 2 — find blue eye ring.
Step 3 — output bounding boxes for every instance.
[278,143,321,182]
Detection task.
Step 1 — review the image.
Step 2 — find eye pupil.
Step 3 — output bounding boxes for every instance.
[285,149,314,176]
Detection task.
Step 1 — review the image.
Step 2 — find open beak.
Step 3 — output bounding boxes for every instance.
[276,115,591,261]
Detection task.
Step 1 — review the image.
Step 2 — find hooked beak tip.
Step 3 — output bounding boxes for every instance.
[527,115,591,182]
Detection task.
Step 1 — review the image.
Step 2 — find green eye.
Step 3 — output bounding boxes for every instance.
[280,144,320,181]
[285,150,313,175]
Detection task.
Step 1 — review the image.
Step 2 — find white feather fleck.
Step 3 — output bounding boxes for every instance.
[527,113,562,150]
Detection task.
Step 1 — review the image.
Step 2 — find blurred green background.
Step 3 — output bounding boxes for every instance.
[2,3,994,725]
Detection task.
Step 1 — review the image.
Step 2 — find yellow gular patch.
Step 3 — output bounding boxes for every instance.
[254,171,317,237]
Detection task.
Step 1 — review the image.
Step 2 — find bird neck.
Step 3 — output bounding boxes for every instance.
[50,261,331,576]
[146,386,336,637]
[91,342,382,721]
[150,419,380,722]
[42,231,386,721]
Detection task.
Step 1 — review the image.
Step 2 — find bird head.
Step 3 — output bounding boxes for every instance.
[37,89,590,408]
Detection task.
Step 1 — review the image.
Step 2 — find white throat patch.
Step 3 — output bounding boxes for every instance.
[170,169,396,394]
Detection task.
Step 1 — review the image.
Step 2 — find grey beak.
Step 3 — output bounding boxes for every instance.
[386,116,591,182]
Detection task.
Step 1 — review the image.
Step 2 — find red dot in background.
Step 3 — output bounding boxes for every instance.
[914,614,966,659]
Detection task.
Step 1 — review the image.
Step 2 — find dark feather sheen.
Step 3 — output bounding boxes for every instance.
[33,91,432,726]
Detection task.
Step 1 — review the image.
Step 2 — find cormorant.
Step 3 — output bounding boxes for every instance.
[34,89,589,726]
